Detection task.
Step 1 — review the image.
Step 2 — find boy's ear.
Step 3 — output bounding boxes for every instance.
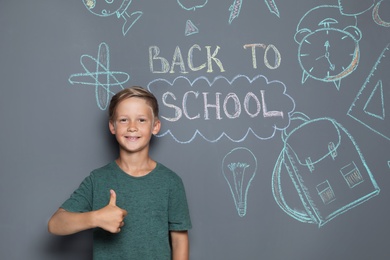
[109,121,116,134]
[152,118,161,135]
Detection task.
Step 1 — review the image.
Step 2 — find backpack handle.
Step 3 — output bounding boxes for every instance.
[282,112,311,142]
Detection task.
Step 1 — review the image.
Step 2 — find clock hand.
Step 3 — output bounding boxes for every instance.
[315,52,335,70]
[323,41,335,70]
[324,52,335,71]
[316,41,333,61]
[324,41,330,52]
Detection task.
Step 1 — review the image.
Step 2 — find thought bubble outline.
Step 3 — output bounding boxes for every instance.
[148,75,296,143]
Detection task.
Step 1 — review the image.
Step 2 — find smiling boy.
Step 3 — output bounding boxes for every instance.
[48,86,192,260]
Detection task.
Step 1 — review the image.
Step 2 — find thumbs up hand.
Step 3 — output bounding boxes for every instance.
[95,189,128,233]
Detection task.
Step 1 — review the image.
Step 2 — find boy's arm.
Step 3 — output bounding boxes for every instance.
[170,231,189,260]
[48,189,127,235]
[48,208,97,235]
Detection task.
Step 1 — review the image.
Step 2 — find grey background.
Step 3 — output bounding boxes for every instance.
[0,0,389,259]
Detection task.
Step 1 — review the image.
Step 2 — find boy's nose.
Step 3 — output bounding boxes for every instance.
[127,124,137,132]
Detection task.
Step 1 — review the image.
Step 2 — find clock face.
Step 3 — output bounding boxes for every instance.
[298,28,360,82]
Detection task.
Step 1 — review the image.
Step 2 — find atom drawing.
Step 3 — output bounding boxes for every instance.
[68,42,130,110]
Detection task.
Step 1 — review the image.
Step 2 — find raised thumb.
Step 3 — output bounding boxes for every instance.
[109,189,117,206]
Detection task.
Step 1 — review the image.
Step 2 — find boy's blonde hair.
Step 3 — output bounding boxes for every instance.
[109,86,159,122]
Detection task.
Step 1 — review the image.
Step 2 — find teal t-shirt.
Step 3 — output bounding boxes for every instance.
[61,161,192,260]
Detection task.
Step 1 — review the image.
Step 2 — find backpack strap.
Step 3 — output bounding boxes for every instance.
[272,149,315,224]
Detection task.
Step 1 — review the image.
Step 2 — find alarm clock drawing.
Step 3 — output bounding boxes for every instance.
[294,5,362,90]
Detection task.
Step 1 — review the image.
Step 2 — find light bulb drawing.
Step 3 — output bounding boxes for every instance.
[222,147,257,217]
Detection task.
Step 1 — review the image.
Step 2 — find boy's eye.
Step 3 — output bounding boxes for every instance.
[139,118,146,122]
[119,118,128,123]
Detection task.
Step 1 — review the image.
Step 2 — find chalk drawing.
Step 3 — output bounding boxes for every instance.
[228,0,243,24]
[272,112,380,227]
[185,20,199,36]
[264,0,280,18]
[177,0,208,11]
[82,0,142,35]
[372,0,390,27]
[147,75,295,143]
[338,0,374,16]
[348,43,390,141]
[295,5,362,90]
[222,147,257,217]
[68,42,129,110]
[228,0,279,24]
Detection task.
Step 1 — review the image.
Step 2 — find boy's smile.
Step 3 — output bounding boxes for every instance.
[125,136,140,141]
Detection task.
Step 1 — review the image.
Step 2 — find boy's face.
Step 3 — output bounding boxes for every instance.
[109,97,160,154]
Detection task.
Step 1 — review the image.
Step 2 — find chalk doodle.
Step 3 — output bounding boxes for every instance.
[363,79,385,120]
[295,5,362,90]
[176,1,206,36]
[372,0,390,27]
[185,20,199,36]
[228,0,243,24]
[68,42,129,110]
[264,0,280,18]
[348,43,390,141]
[228,0,279,24]
[82,0,142,35]
[147,75,295,143]
[272,112,380,228]
[338,0,374,16]
[222,147,257,217]
[338,0,389,27]
[177,0,208,11]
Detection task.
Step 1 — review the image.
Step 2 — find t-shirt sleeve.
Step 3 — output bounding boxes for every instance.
[61,174,94,213]
[168,176,192,231]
